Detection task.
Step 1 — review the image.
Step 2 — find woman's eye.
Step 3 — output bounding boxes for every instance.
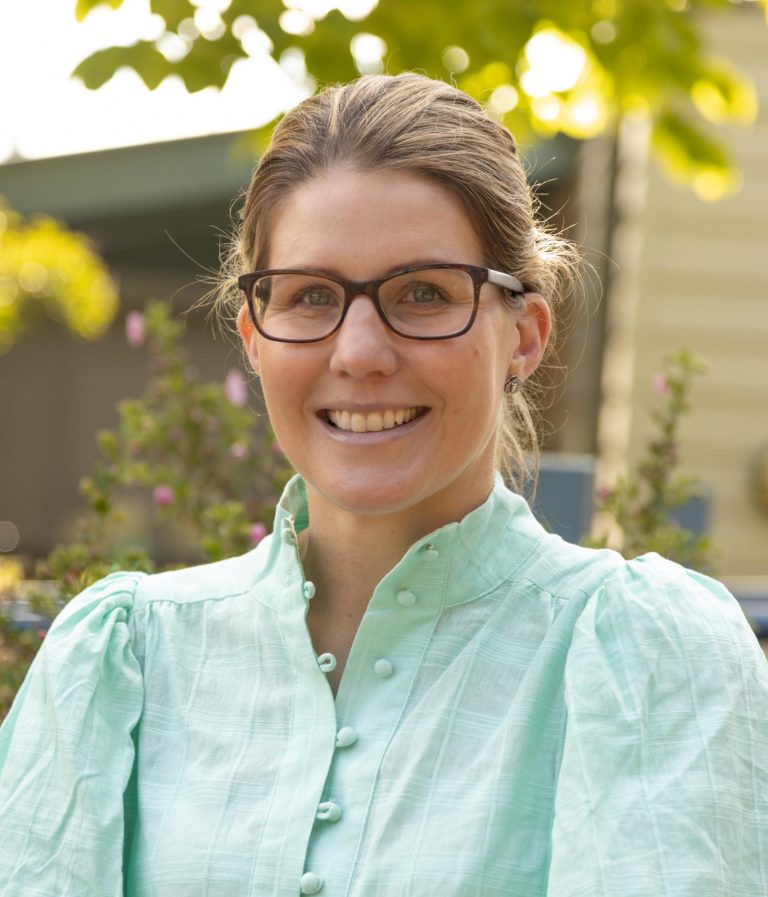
[409,283,444,304]
[297,287,333,307]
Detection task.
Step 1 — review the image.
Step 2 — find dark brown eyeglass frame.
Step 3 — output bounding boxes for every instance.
[237,263,526,343]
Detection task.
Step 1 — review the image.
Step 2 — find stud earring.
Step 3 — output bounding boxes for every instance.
[504,375,521,395]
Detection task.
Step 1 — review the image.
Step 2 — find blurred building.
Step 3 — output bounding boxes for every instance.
[587,7,768,595]
[0,132,259,561]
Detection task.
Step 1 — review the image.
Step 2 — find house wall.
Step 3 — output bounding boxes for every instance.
[601,4,768,579]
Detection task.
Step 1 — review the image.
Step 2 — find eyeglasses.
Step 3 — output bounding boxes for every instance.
[238,263,525,343]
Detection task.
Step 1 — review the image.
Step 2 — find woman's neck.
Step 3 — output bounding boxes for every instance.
[298,510,414,622]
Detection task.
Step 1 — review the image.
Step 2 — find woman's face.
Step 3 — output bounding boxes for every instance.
[238,168,550,527]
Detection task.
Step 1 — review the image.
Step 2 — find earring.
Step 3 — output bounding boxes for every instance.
[504,375,521,394]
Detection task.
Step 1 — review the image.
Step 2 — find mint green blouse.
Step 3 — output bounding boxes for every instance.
[1,474,767,896]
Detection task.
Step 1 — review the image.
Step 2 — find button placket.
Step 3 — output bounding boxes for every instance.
[301,547,446,897]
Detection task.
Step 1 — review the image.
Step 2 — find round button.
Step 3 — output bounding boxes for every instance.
[303,581,316,600]
[396,589,416,607]
[335,726,358,748]
[373,658,393,679]
[300,871,324,894]
[424,544,439,558]
[317,652,337,672]
[316,800,342,822]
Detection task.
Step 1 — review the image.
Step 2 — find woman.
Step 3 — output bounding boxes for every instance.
[1,74,766,897]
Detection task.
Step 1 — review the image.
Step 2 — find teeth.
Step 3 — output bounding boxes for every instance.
[328,407,422,433]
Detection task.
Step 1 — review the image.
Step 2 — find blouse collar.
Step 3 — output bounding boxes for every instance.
[270,472,550,610]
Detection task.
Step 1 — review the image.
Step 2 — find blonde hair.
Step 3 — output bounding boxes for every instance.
[209,73,581,494]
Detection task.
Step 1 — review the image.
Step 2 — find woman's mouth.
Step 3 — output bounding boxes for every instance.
[324,407,428,433]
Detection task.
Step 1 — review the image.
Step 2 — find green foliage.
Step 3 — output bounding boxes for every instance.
[70,0,766,199]
[74,0,122,21]
[0,199,119,354]
[0,299,292,716]
[585,350,713,571]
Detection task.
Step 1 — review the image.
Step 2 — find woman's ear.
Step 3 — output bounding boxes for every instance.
[509,292,551,380]
[236,305,260,375]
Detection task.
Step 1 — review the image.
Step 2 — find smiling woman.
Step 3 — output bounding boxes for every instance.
[1,74,767,897]
[235,167,548,534]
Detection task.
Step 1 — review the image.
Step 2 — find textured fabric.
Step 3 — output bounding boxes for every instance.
[1,474,767,897]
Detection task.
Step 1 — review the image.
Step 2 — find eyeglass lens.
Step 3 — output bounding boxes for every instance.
[250,267,477,340]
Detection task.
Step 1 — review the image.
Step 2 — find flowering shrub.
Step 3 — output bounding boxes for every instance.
[585,350,713,571]
[0,300,292,716]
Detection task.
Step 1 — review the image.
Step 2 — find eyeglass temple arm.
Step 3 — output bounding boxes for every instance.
[488,269,525,296]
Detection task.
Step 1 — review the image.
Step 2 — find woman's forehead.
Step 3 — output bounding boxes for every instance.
[266,168,486,273]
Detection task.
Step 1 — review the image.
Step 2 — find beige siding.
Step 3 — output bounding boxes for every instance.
[625,5,768,576]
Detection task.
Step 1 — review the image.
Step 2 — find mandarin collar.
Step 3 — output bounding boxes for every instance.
[271,473,549,609]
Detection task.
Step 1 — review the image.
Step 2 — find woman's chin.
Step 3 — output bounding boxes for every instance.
[307,473,423,519]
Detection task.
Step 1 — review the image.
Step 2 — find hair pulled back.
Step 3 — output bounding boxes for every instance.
[213,73,580,494]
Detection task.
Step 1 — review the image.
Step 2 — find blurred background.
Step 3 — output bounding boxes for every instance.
[1,0,767,614]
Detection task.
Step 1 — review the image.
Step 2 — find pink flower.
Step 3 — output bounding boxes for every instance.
[230,442,248,460]
[249,522,268,545]
[153,484,175,507]
[224,370,248,407]
[125,311,146,348]
[594,485,612,503]
[652,373,669,396]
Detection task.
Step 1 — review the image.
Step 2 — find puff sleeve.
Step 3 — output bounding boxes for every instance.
[548,553,768,897]
[0,571,146,896]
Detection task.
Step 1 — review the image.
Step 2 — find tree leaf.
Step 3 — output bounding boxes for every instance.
[149,0,196,32]
[72,42,174,90]
[653,110,730,174]
[74,0,125,23]
[175,30,242,92]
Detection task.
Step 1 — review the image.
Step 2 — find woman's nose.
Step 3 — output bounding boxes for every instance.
[328,295,399,378]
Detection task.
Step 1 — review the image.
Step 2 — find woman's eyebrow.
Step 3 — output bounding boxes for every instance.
[266,258,466,279]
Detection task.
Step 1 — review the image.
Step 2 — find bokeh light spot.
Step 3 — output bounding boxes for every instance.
[442,45,470,73]
[591,20,617,44]
[279,9,315,36]
[524,29,587,94]
[489,84,519,114]
[532,95,561,122]
[351,32,386,74]
[0,521,20,553]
